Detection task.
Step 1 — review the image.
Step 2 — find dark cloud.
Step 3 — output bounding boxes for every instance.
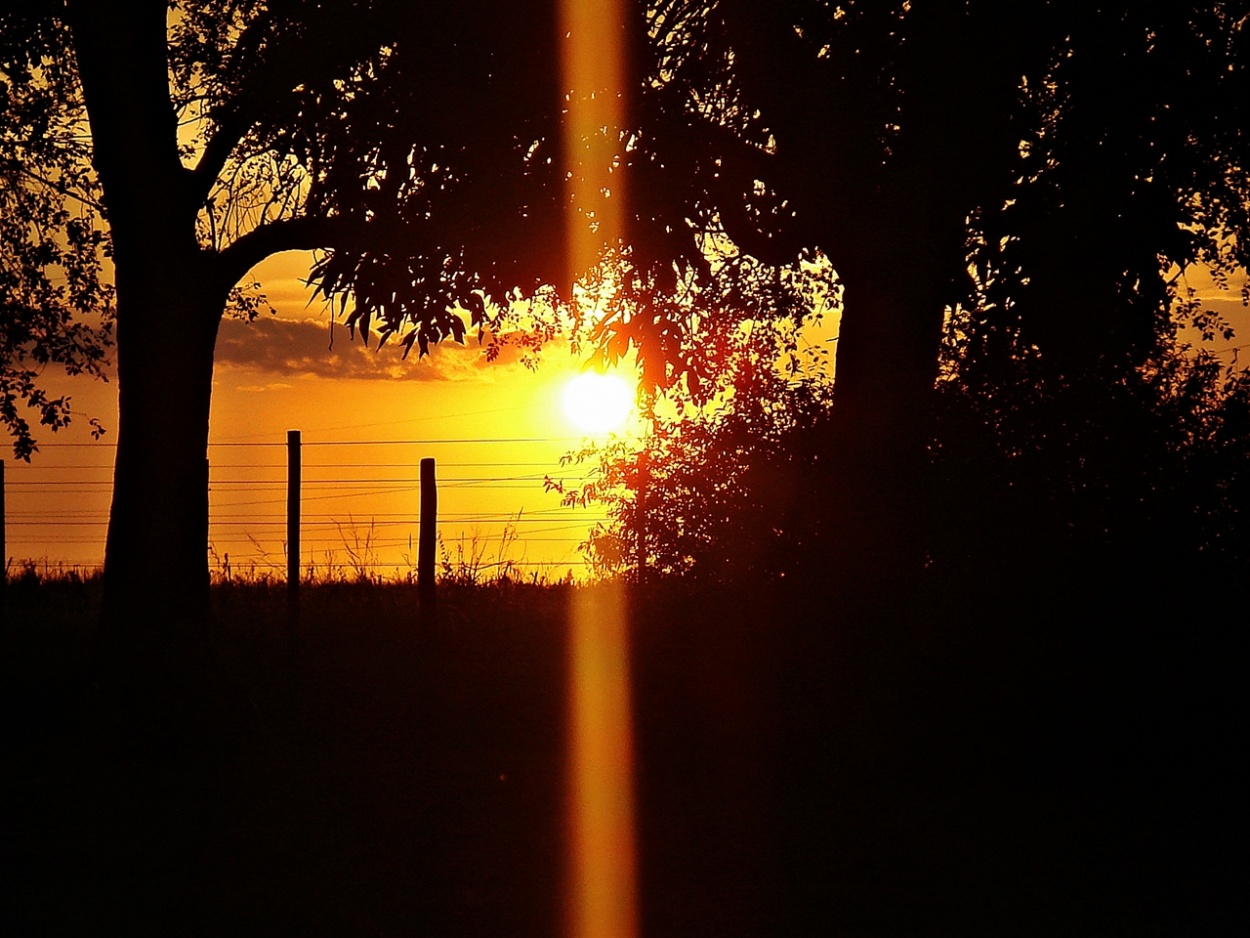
[214,316,486,381]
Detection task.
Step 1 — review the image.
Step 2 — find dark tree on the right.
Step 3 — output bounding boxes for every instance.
[623,1,1250,588]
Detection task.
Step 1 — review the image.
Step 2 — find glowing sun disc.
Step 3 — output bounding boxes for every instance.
[563,372,634,433]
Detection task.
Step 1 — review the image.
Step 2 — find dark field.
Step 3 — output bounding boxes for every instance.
[3,574,1245,936]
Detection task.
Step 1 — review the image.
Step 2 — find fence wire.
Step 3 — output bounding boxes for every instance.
[3,435,620,580]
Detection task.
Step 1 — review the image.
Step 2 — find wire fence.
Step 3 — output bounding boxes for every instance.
[2,434,617,582]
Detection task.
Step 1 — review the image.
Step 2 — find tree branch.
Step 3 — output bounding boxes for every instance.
[187,10,280,205]
[214,213,351,286]
[13,165,104,211]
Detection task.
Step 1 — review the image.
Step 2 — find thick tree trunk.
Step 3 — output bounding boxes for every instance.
[100,264,224,636]
[69,2,226,629]
[67,3,234,751]
[94,252,227,757]
[821,258,949,590]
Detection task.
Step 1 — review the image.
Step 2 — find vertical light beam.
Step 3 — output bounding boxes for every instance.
[560,4,638,932]
[567,583,639,938]
[559,0,628,285]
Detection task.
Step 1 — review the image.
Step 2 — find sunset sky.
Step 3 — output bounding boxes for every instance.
[4,37,1248,586]
[8,4,1244,587]
[3,247,652,580]
[5,248,1246,579]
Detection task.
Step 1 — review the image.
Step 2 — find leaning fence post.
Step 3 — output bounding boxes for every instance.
[287,430,301,616]
[419,457,437,605]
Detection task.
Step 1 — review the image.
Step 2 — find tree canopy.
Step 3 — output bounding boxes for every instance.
[0,0,647,622]
[538,0,1250,585]
[2,1,1249,614]
[670,1,1250,581]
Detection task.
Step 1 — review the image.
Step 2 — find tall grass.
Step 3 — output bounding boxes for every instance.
[201,515,566,588]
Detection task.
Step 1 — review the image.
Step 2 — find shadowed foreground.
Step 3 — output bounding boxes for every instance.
[3,574,1245,936]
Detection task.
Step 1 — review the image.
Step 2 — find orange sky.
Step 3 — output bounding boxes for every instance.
[3,249,645,580]
[3,249,1246,579]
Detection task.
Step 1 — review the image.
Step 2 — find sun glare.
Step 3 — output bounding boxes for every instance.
[562,372,634,434]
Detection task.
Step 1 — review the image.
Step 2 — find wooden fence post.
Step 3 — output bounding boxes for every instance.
[1,459,6,603]
[419,457,437,604]
[287,430,301,615]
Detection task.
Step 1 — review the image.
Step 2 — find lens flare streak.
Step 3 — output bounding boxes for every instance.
[566,584,638,938]
[559,3,638,931]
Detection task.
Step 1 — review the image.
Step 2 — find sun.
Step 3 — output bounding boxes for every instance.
[562,371,635,433]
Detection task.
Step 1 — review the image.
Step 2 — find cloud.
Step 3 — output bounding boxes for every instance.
[214,315,493,382]
[234,382,293,393]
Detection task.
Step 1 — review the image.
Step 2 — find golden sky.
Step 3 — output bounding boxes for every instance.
[3,249,645,580]
[3,247,1246,578]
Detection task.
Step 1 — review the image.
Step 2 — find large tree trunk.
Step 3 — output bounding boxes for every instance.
[69,2,224,627]
[100,262,225,639]
[820,253,950,591]
[69,3,231,750]
[96,262,225,758]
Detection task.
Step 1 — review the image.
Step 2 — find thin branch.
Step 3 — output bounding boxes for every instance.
[14,165,104,212]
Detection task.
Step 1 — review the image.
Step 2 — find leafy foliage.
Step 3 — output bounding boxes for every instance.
[0,13,112,458]
[548,272,835,581]
[562,291,1250,586]
[956,1,1250,382]
[581,1,1250,589]
[930,334,1250,584]
[619,2,1250,403]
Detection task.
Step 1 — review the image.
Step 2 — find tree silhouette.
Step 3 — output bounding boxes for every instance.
[529,1,1250,592]
[1,1,761,632]
[625,0,1250,583]
[0,1,616,644]
[0,15,112,459]
[5,2,1249,629]
[929,326,1250,590]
